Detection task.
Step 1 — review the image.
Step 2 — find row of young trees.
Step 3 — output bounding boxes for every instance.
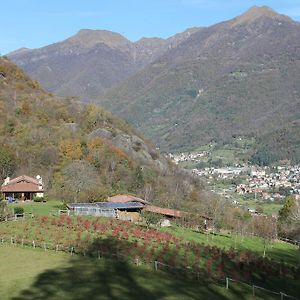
[173,190,299,258]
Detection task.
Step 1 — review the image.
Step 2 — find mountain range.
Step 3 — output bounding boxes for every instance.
[9,27,198,101]
[8,6,300,163]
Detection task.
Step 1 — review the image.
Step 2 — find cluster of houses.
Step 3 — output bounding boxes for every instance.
[192,166,247,178]
[168,151,209,164]
[192,165,300,201]
[235,165,300,200]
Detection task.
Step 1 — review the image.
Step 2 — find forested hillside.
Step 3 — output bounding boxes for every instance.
[0,57,205,207]
[99,6,300,162]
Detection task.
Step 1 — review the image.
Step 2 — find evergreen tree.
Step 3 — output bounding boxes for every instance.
[278,196,296,223]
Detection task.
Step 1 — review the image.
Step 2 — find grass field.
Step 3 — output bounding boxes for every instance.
[1,201,299,299]
[178,138,255,167]
[238,199,283,216]
[9,200,63,216]
[163,226,299,266]
[0,244,290,300]
[5,201,299,266]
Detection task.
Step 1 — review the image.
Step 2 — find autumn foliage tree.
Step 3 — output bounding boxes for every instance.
[59,139,83,162]
[0,147,16,180]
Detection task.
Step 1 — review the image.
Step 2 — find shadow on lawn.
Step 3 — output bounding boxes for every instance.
[12,238,249,300]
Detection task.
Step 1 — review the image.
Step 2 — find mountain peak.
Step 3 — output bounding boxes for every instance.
[7,47,30,56]
[244,5,277,17]
[232,6,291,26]
[67,29,130,49]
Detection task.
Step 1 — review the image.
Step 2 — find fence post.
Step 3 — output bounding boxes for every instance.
[226,278,229,289]
[70,246,74,255]
[280,292,284,300]
[21,238,24,247]
[44,242,47,251]
[56,244,59,252]
[32,240,35,248]
[252,285,255,297]
[11,237,13,245]
[154,261,158,271]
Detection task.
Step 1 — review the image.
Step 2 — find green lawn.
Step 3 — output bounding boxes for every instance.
[239,199,283,216]
[0,244,287,300]
[162,226,300,266]
[9,200,63,216]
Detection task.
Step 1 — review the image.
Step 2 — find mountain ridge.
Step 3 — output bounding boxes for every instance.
[8,27,201,100]
[98,6,300,162]
[7,6,300,164]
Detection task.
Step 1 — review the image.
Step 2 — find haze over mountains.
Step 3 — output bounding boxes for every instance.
[8,6,300,163]
[9,27,199,101]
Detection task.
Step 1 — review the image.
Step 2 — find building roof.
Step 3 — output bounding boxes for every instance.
[144,205,184,218]
[107,194,149,205]
[144,205,211,220]
[7,175,39,186]
[1,175,43,193]
[68,202,145,210]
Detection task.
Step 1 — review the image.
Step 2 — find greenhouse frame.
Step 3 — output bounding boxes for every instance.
[67,202,145,218]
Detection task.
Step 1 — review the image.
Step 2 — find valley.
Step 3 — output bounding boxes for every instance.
[1,4,300,300]
[7,6,300,164]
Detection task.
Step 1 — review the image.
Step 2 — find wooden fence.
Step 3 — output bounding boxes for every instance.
[225,277,298,300]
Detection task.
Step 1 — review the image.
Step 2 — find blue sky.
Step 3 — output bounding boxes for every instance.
[2,0,300,54]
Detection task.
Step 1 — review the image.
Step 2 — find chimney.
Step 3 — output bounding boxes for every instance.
[36,175,43,185]
[4,177,10,185]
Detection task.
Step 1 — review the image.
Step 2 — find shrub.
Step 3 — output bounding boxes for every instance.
[33,196,43,202]
[14,206,24,215]
[57,203,68,210]
[0,200,8,221]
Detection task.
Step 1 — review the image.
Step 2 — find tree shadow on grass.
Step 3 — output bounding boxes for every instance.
[12,237,250,300]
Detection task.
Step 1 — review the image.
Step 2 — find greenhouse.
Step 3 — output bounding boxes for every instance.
[67,202,145,218]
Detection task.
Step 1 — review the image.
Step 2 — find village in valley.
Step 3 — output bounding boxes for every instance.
[169,151,300,215]
[1,2,300,299]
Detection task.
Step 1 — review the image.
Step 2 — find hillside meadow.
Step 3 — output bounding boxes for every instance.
[0,207,299,299]
[0,244,279,300]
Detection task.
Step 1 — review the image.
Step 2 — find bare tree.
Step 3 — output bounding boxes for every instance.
[61,160,100,203]
[291,199,300,223]
[254,216,277,258]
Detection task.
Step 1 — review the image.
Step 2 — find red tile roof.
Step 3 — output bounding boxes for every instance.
[107,195,149,205]
[7,175,39,185]
[144,205,184,218]
[144,205,211,220]
[1,175,43,192]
